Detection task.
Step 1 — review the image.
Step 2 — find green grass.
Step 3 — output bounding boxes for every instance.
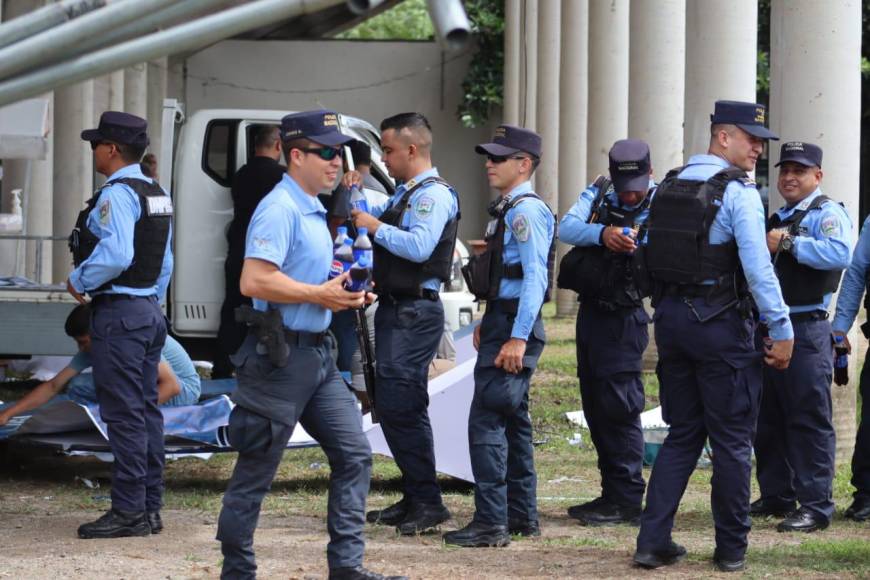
[749,538,870,575]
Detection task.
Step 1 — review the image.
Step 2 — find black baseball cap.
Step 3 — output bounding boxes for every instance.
[609,139,651,193]
[280,109,354,147]
[775,141,822,168]
[81,111,149,147]
[710,100,779,140]
[475,124,542,158]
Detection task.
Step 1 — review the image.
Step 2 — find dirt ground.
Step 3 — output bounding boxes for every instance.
[2,453,869,580]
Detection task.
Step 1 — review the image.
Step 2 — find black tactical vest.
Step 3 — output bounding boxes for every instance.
[69,177,172,291]
[639,166,748,305]
[372,176,460,296]
[767,194,843,306]
[558,177,652,310]
[462,191,556,302]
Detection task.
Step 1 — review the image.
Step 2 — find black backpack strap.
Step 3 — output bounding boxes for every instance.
[700,166,748,233]
[587,176,612,224]
[392,175,453,217]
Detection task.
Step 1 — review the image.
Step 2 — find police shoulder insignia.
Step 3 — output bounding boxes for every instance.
[737,177,756,187]
[511,212,530,242]
[414,195,435,219]
[99,199,111,225]
[820,215,841,238]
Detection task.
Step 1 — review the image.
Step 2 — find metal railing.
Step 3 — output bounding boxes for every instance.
[0,233,66,284]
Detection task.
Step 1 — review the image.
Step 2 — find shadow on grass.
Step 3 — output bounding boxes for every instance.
[163,474,474,495]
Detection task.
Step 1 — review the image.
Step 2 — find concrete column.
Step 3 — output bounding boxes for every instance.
[503,0,521,126]
[26,93,53,283]
[684,0,757,160]
[769,0,863,464]
[52,80,94,283]
[522,0,538,130]
[628,0,685,174]
[124,62,148,119]
[147,57,168,170]
[555,0,587,317]
[109,69,125,111]
[535,0,559,210]
[587,0,629,175]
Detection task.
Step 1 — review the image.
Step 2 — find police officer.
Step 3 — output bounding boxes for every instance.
[443,124,554,547]
[215,110,405,580]
[832,211,870,523]
[752,142,851,532]
[633,101,794,572]
[350,113,459,535]
[68,111,173,539]
[559,139,655,526]
[213,124,285,379]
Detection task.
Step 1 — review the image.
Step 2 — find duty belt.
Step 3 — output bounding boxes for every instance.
[381,289,440,302]
[789,310,829,323]
[486,297,520,315]
[283,329,328,347]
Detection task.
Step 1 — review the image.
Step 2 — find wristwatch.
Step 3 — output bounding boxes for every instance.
[780,233,794,253]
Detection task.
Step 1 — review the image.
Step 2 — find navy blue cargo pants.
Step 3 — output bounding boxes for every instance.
[90,294,167,513]
[217,335,372,579]
[374,294,444,507]
[852,344,870,501]
[469,299,546,526]
[755,316,836,520]
[577,302,648,508]
[637,297,762,562]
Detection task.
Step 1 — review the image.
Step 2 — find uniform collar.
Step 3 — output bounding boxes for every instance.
[686,154,732,169]
[504,180,534,202]
[281,174,326,215]
[780,187,823,215]
[607,178,656,210]
[106,162,150,184]
[398,167,440,194]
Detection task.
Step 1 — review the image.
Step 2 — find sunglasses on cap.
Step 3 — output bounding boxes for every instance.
[298,146,344,161]
[486,153,527,164]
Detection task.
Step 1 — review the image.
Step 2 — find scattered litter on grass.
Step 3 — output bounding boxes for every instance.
[567,432,583,446]
[75,476,99,489]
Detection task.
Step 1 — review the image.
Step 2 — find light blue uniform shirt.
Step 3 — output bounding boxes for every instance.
[678,154,793,340]
[245,173,334,332]
[771,188,852,314]
[498,181,555,340]
[833,214,870,333]
[369,167,459,292]
[69,163,173,300]
[559,179,655,246]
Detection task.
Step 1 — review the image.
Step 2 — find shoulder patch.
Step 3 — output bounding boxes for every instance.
[511,212,530,242]
[99,199,111,225]
[414,195,435,219]
[820,215,841,238]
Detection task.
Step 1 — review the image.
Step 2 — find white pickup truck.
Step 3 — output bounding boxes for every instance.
[0,100,475,359]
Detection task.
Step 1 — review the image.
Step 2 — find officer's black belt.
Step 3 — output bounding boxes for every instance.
[381,289,440,302]
[660,283,716,298]
[92,293,156,305]
[283,329,328,347]
[789,310,829,323]
[486,298,520,315]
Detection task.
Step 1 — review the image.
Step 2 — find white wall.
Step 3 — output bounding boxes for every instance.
[184,39,496,243]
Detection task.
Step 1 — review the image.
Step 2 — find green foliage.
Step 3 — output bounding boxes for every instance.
[457,0,504,128]
[337,0,433,41]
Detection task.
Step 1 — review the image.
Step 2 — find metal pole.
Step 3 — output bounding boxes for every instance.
[0,0,179,81]
[425,0,471,51]
[0,0,346,108]
[69,0,236,64]
[0,0,107,50]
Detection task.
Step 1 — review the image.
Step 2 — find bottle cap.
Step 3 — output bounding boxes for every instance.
[622,227,631,235]
[358,227,368,236]
[337,226,347,235]
[835,335,844,343]
[344,238,353,246]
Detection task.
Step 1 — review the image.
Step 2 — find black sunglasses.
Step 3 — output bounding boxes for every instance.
[90,140,114,151]
[487,154,527,164]
[298,146,343,161]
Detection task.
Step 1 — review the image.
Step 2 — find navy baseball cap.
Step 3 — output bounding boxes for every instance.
[280,109,353,147]
[475,124,542,158]
[81,111,149,147]
[710,100,779,140]
[775,141,822,168]
[609,139,651,193]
